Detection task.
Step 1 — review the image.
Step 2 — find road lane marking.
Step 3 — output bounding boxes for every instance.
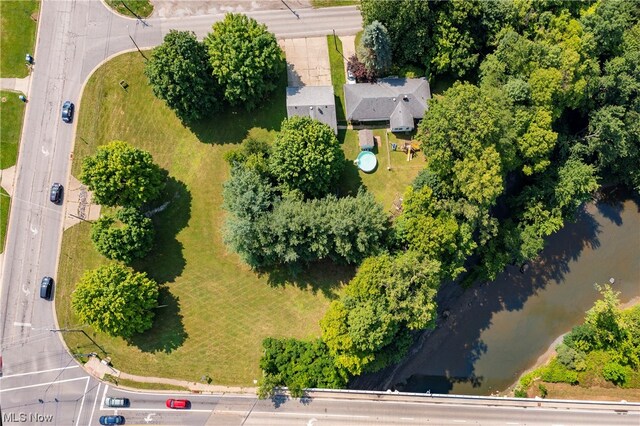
[42,146,50,156]
[0,376,87,392]
[101,384,109,409]
[401,418,415,421]
[30,225,38,234]
[77,377,90,424]
[13,322,32,327]
[453,421,466,423]
[0,364,79,379]
[89,382,102,425]
[101,407,212,413]
[214,410,369,419]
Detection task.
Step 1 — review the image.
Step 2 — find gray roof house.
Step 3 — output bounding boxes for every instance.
[286,86,338,134]
[344,77,431,132]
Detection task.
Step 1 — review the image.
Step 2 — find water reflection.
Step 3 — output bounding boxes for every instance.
[351,196,640,395]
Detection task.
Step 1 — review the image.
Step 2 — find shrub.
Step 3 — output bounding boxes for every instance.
[556,343,586,371]
[538,384,548,398]
[602,362,628,386]
[514,388,528,398]
[540,358,579,384]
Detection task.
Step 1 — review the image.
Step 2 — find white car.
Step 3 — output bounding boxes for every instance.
[347,69,356,84]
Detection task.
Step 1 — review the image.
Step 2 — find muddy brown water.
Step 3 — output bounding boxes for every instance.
[351,197,640,395]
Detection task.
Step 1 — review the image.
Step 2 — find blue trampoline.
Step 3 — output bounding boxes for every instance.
[355,151,377,172]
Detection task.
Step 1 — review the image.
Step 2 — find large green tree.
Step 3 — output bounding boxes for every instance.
[205,13,285,110]
[145,30,219,122]
[71,263,159,338]
[321,252,441,375]
[270,116,345,199]
[358,20,392,75]
[91,207,155,263]
[80,140,165,207]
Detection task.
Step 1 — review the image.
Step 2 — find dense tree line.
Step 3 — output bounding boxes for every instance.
[145,14,284,121]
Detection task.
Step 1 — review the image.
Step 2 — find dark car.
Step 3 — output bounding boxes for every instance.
[61,101,74,123]
[99,416,124,425]
[40,276,53,300]
[166,398,189,409]
[50,183,63,204]
[105,397,130,407]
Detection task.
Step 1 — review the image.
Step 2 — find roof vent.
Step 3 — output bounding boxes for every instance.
[392,97,396,102]
[310,106,313,110]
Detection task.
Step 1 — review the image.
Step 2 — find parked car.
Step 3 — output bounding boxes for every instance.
[99,415,124,425]
[50,183,63,204]
[61,101,74,123]
[166,398,189,409]
[105,397,130,408]
[347,69,356,84]
[40,276,53,300]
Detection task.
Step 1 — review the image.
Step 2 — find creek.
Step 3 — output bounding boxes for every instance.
[351,196,640,395]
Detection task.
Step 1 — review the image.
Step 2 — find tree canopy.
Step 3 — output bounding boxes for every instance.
[71,263,159,338]
[80,140,165,207]
[358,20,392,75]
[91,207,155,263]
[270,116,345,199]
[205,13,285,110]
[145,30,220,122]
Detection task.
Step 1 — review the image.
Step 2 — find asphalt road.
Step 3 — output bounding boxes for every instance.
[0,1,638,425]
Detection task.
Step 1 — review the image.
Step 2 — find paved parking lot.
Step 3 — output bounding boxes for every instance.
[279,37,332,87]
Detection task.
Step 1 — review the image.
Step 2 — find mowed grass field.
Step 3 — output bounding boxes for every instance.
[57,52,355,385]
[0,0,40,77]
[1,90,26,168]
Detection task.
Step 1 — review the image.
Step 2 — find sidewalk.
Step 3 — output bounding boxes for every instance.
[84,357,257,395]
[0,77,30,94]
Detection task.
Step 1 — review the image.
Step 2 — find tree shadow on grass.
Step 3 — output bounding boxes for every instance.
[134,175,191,284]
[265,259,355,299]
[128,286,187,354]
[186,73,288,145]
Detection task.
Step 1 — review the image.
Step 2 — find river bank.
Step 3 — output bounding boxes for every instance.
[350,197,640,396]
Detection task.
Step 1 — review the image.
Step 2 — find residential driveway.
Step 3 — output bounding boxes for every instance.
[279,37,332,87]
[151,0,312,18]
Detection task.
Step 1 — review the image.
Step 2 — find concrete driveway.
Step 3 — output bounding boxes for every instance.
[279,37,331,87]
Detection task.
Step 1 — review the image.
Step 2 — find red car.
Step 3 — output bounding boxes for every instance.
[166,399,189,409]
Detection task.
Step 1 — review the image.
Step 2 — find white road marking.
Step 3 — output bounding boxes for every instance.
[42,146,49,156]
[401,418,415,421]
[506,423,519,425]
[100,384,109,409]
[143,413,156,423]
[0,364,79,379]
[30,225,38,234]
[453,421,466,423]
[0,376,87,392]
[77,376,90,425]
[215,410,369,419]
[13,322,32,327]
[21,285,30,296]
[101,407,212,413]
[89,382,102,425]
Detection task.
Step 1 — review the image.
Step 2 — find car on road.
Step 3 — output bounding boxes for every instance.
[40,276,53,300]
[50,182,63,204]
[105,397,130,407]
[166,398,189,409]
[61,101,74,123]
[99,415,124,425]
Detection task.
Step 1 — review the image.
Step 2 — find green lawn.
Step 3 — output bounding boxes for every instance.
[1,90,26,168]
[105,0,153,18]
[57,52,356,386]
[327,35,347,123]
[0,188,9,254]
[0,0,40,78]
[312,0,360,7]
[339,129,423,212]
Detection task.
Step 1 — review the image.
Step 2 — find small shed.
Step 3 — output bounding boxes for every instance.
[358,129,374,150]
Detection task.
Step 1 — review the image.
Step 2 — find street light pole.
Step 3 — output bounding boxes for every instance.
[49,328,107,355]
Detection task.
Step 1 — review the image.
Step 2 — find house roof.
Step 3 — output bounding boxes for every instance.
[286,86,337,134]
[344,77,431,125]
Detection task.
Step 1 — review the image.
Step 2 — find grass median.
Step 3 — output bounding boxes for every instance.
[56,52,357,386]
[105,0,153,18]
[0,0,40,78]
